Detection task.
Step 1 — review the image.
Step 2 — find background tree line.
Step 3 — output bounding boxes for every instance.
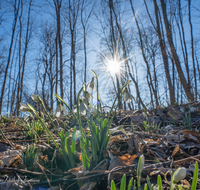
[0,0,200,116]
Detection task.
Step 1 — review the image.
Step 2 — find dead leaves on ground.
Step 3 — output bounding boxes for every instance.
[0,102,200,189]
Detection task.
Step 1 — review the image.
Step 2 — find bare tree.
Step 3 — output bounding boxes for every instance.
[53,0,63,101]
[81,0,93,84]
[160,0,194,102]
[0,0,20,115]
[66,0,80,107]
[188,0,197,100]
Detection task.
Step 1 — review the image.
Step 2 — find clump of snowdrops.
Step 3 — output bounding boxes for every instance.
[20,70,133,170]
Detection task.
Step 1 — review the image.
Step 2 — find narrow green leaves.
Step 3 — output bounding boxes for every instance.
[191,161,198,190]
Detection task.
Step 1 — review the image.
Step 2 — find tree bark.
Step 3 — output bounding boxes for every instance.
[0,0,20,115]
[160,0,194,101]
[152,0,175,105]
[188,0,197,100]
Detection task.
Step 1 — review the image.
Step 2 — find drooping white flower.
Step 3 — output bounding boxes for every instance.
[190,107,196,112]
[87,77,97,92]
[73,105,77,114]
[55,101,67,117]
[81,96,90,106]
[123,88,135,103]
[79,102,87,116]
[19,103,32,112]
[84,91,93,100]
[180,107,184,113]
[173,167,186,183]
[31,94,40,103]
[89,105,97,115]
[62,106,67,115]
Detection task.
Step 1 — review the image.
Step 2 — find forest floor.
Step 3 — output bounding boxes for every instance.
[0,102,200,190]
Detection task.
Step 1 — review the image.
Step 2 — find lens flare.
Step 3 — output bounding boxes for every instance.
[107,58,121,76]
[73,130,81,141]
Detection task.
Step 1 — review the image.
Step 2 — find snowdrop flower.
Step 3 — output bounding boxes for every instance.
[84,91,93,100]
[31,94,40,103]
[123,88,135,103]
[87,77,97,92]
[173,167,186,183]
[19,103,32,112]
[89,105,97,115]
[180,107,184,113]
[79,102,87,116]
[55,101,67,117]
[81,96,91,107]
[190,107,196,112]
[139,154,145,173]
[73,105,77,114]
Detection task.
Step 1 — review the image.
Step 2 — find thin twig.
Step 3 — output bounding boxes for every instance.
[35,161,52,189]
[0,128,15,149]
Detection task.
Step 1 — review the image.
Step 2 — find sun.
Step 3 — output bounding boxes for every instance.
[106,58,121,76]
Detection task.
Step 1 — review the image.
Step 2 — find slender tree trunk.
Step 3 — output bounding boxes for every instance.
[178,0,189,85]
[130,0,159,107]
[19,0,32,108]
[58,11,63,100]
[83,26,87,83]
[160,0,194,101]
[152,0,175,105]
[53,0,63,101]
[55,36,58,97]
[188,0,197,100]
[73,37,76,105]
[108,0,122,110]
[16,0,23,116]
[0,0,20,115]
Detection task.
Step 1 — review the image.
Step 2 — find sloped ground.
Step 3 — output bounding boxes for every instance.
[0,101,200,190]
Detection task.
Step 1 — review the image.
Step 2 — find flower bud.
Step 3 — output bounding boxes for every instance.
[31,94,40,103]
[19,103,32,112]
[173,167,186,183]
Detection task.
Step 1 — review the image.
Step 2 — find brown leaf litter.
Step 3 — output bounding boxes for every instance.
[0,102,200,189]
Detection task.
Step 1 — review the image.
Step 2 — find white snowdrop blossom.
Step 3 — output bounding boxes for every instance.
[173,167,186,183]
[180,107,184,113]
[190,107,196,112]
[55,102,67,117]
[87,77,97,92]
[31,94,40,103]
[19,103,32,112]
[89,105,97,115]
[123,88,135,103]
[79,102,87,116]
[81,96,90,107]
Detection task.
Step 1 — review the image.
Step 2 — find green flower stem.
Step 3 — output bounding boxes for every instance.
[27,104,63,155]
[76,87,83,129]
[137,175,141,190]
[91,69,102,119]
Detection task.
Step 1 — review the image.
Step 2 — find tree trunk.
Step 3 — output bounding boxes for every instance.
[160,0,194,101]
[188,0,197,100]
[153,0,175,105]
[0,0,20,115]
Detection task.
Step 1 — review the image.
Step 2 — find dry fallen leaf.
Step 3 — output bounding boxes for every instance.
[171,144,180,158]
[119,154,137,165]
